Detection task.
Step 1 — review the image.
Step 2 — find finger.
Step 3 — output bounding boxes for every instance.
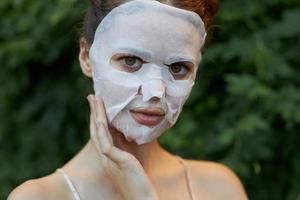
[87,95,97,124]
[92,96,130,166]
[97,122,113,155]
[93,98,136,166]
[94,96,108,128]
[88,96,113,167]
[88,95,103,156]
[90,114,101,153]
[89,96,113,160]
[97,124,133,165]
[95,97,113,144]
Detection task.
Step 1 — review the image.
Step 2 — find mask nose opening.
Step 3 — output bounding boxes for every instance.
[140,80,166,102]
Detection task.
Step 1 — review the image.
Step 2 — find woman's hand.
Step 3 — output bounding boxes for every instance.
[87,95,158,200]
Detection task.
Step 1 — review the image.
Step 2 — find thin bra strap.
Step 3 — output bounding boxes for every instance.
[56,169,81,200]
[176,156,196,200]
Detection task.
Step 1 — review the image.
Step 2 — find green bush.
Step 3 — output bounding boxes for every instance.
[0,0,299,199]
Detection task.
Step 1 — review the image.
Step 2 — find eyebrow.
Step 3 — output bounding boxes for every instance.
[115,47,196,65]
[165,54,196,65]
[116,47,153,61]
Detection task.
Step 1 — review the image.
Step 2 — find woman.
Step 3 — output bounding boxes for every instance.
[8,0,248,199]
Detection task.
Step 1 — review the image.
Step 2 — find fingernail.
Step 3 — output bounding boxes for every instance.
[86,95,92,102]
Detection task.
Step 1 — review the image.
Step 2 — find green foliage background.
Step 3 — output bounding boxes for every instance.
[0,0,299,199]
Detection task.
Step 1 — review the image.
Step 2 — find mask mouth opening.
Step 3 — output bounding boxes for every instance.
[126,95,168,127]
[129,109,166,127]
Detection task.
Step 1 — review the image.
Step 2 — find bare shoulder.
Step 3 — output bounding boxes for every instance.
[7,173,68,200]
[8,179,49,200]
[186,159,248,200]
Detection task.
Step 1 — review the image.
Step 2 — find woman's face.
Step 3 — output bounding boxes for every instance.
[89,0,206,144]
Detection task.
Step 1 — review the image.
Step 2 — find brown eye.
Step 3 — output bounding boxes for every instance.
[110,54,144,73]
[168,62,194,80]
[169,65,185,74]
[169,64,188,75]
[121,56,143,72]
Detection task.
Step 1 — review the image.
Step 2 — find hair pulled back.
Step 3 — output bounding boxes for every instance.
[82,0,219,45]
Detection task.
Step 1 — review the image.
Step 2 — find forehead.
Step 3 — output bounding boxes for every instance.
[112,12,200,44]
[95,0,206,42]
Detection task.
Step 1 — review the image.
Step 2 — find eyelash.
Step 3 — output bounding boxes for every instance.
[169,63,189,72]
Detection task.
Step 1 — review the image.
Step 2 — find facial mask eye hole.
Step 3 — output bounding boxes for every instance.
[168,62,193,80]
[111,54,144,73]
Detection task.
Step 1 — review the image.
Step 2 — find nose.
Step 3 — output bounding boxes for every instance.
[140,80,166,102]
[137,87,160,102]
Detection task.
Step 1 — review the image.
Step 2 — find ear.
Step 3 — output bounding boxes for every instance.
[79,37,93,78]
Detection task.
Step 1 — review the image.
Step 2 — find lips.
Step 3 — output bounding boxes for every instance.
[130,108,165,127]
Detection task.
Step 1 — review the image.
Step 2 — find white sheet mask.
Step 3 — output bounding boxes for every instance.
[89,0,206,144]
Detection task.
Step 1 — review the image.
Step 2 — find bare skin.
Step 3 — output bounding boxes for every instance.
[7,39,248,200]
